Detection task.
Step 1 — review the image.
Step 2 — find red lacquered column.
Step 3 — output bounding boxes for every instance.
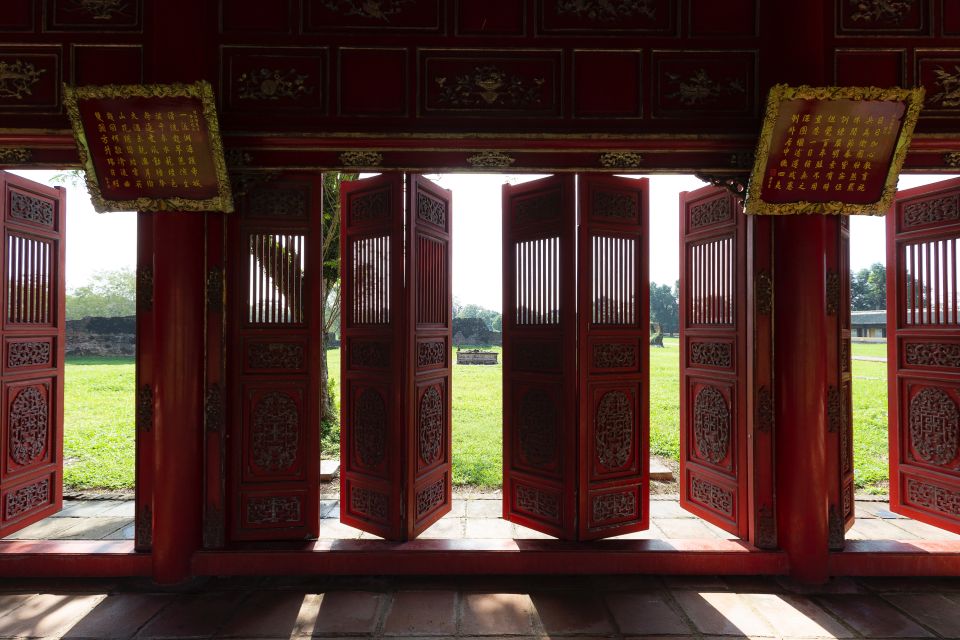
[774,215,835,583]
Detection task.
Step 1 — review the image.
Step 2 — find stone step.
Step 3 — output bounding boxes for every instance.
[320,459,340,482]
[650,459,674,482]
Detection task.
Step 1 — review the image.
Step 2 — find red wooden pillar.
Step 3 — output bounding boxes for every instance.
[144,0,213,583]
[151,214,205,583]
[774,216,834,583]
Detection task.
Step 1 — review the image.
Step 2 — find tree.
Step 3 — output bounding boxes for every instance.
[66,268,137,319]
[320,172,357,425]
[850,262,886,311]
[649,281,679,334]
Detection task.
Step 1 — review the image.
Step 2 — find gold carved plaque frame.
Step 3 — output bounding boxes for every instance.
[63,80,233,213]
[745,84,924,216]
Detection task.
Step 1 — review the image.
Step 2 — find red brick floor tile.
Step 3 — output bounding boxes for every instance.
[883,593,960,638]
[61,593,174,639]
[528,592,615,635]
[136,590,247,638]
[382,590,457,636]
[672,591,775,636]
[0,594,104,638]
[313,591,386,635]
[816,594,934,638]
[217,590,318,638]
[745,593,855,638]
[460,593,538,635]
[604,591,691,635]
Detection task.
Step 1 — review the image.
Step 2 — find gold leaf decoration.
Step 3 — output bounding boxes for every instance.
[0,148,32,164]
[339,151,383,167]
[466,151,516,168]
[599,152,643,168]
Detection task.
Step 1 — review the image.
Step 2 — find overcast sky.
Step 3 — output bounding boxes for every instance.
[11,169,956,309]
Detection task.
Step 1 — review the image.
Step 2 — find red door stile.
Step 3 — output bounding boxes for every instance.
[826,218,854,550]
[502,175,578,539]
[404,176,454,538]
[135,212,155,551]
[746,214,777,549]
[577,175,649,540]
[0,171,66,539]
[888,177,960,535]
[227,174,322,541]
[203,210,227,548]
[340,174,406,540]
[679,185,749,539]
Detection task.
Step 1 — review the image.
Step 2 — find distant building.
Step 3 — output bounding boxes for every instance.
[851,310,886,338]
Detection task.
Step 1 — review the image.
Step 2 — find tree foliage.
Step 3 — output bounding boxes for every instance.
[453,298,502,331]
[850,262,886,311]
[66,268,136,320]
[649,281,679,334]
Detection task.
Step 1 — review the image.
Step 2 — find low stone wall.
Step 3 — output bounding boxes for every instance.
[456,350,498,365]
[66,315,136,357]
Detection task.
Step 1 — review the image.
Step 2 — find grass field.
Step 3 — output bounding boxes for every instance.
[62,340,891,492]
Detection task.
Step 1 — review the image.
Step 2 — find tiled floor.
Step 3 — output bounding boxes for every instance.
[6,495,960,542]
[2,574,960,638]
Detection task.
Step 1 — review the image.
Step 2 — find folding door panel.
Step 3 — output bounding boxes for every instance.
[0,171,65,538]
[502,175,578,539]
[228,174,322,541]
[679,185,749,538]
[405,175,453,538]
[577,175,649,540]
[888,177,960,534]
[340,174,406,540]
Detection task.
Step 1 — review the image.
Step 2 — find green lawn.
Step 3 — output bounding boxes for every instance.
[63,356,135,490]
[61,340,892,493]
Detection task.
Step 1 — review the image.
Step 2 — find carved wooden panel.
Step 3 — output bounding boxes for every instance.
[3,475,52,522]
[904,475,960,518]
[0,48,61,113]
[70,44,143,85]
[692,384,731,467]
[573,50,642,119]
[688,471,735,519]
[420,50,562,117]
[348,339,390,369]
[515,386,560,472]
[907,385,960,468]
[415,475,444,519]
[538,0,677,35]
[347,481,390,525]
[302,0,443,32]
[513,481,562,524]
[5,338,54,372]
[456,0,526,35]
[245,184,310,219]
[590,340,638,372]
[223,47,327,114]
[337,48,408,117]
[45,0,142,31]
[835,0,928,36]
[834,49,905,88]
[652,50,756,119]
[416,382,444,472]
[244,387,304,480]
[592,387,637,475]
[689,340,733,369]
[416,338,446,370]
[917,51,960,118]
[352,385,387,471]
[5,381,52,476]
[903,340,960,370]
[242,493,304,527]
[513,339,562,372]
[245,340,307,372]
[587,487,640,530]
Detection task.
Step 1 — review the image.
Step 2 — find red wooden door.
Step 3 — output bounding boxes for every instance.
[577,175,649,540]
[888,177,960,534]
[502,175,578,539]
[227,174,323,541]
[340,174,453,540]
[827,218,855,549]
[0,171,66,539]
[405,175,453,538]
[679,185,749,538]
